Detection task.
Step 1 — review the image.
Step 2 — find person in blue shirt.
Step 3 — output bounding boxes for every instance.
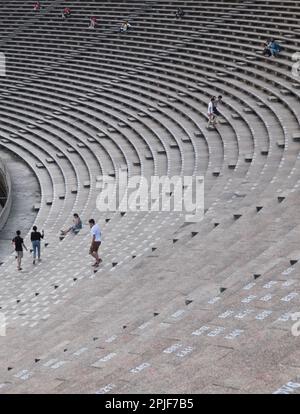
[268,39,282,57]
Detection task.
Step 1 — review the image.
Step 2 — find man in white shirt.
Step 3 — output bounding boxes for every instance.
[89,219,102,267]
[207,96,216,127]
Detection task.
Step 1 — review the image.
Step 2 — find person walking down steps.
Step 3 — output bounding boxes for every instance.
[89,219,102,268]
[31,226,44,265]
[12,230,28,271]
[207,96,217,128]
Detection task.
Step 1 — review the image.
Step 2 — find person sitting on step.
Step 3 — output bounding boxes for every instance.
[60,213,82,236]
[62,7,71,20]
[120,20,131,32]
[268,38,282,57]
[33,1,41,11]
[262,40,272,57]
[175,7,185,18]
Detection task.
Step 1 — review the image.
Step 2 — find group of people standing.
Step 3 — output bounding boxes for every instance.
[12,215,102,271]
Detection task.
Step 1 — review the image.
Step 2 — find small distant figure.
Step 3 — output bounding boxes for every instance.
[268,38,282,57]
[120,20,131,32]
[12,230,28,271]
[175,8,185,19]
[262,40,272,57]
[263,39,282,58]
[31,226,44,265]
[207,96,217,128]
[33,1,41,11]
[89,16,98,29]
[213,95,223,118]
[60,213,82,237]
[62,7,71,20]
[89,219,102,268]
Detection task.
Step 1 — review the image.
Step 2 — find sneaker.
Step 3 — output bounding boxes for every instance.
[33,260,36,265]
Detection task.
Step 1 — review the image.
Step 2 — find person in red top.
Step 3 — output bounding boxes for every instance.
[62,7,71,19]
[33,1,41,11]
[89,16,97,29]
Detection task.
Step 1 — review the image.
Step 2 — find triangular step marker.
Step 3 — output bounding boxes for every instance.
[290,259,298,266]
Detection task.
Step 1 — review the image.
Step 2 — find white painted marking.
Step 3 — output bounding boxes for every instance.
[176,346,193,358]
[192,326,210,336]
[130,362,150,373]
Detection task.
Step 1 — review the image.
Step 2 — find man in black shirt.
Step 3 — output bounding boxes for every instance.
[12,230,28,271]
[31,226,44,265]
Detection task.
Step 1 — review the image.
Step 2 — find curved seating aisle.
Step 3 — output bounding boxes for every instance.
[0,0,299,394]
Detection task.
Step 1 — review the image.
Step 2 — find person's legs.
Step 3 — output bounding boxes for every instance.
[90,242,101,265]
[61,226,72,235]
[32,241,37,264]
[17,251,23,270]
[37,241,41,261]
[207,114,214,127]
[91,250,99,263]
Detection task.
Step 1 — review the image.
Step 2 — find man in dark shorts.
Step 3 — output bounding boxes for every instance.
[213,95,223,117]
[12,230,28,271]
[89,219,102,267]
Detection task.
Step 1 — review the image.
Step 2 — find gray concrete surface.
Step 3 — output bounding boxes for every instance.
[0,149,39,261]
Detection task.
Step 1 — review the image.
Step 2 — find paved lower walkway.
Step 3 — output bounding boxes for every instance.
[0,149,39,261]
